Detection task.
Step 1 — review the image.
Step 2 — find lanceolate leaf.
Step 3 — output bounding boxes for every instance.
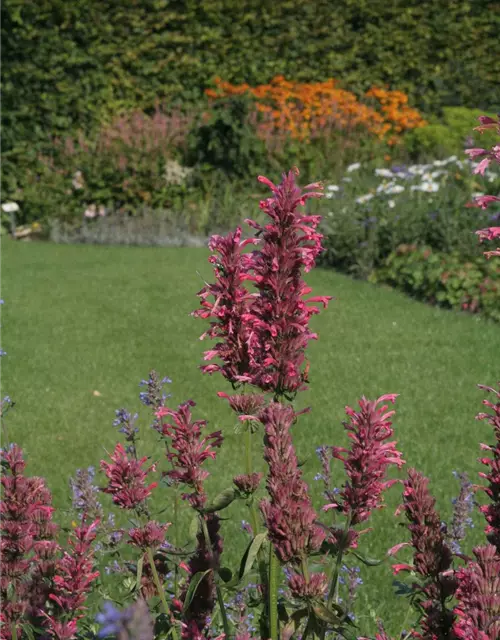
[238,532,267,581]
[351,549,383,566]
[203,488,237,513]
[184,569,213,611]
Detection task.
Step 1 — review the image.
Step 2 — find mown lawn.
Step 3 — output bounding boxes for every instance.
[2,238,499,636]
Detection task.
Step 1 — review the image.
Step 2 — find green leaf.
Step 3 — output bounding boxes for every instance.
[188,515,200,541]
[203,488,237,513]
[282,608,309,639]
[184,569,213,612]
[218,567,233,583]
[312,603,342,626]
[351,549,383,566]
[136,554,144,591]
[238,532,267,580]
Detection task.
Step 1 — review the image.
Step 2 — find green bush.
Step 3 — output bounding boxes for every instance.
[404,107,499,159]
[370,244,500,322]
[186,94,270,181]
[2,0,499,204]
[316,156,500,278]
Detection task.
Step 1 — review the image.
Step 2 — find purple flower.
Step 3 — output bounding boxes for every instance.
[112,409,139,440]
[139,371,172,410]
[69,466,103,520]
[96,599,154,639]
[448,471,474,554]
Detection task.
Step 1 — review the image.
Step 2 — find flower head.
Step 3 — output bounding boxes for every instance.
[100,443,157,510]
[156,401,223,509]
[475,383,500,553]
[453,545,500,640]
[328,394,404,528]
[260,402,324,563]
[242,168,332,395]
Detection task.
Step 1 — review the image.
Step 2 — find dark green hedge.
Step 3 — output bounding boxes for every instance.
[2,0,500,182]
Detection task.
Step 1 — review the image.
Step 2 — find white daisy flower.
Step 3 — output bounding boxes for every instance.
[1,202,19,213]
[388,200,396,208]
[346,162,361,172]
[385,184,405,194]
[355,193,374,204]
[375,168,394,178]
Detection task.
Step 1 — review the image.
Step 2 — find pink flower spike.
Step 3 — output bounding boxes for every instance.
[100,444,157,510]
[329,394,404,527]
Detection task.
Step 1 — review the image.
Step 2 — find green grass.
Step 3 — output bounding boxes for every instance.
[2,238,499,635]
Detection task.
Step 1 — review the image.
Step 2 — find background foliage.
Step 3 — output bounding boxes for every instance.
[3,0,500,189]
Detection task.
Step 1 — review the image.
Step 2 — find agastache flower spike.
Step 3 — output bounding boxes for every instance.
[259,402,325,564]
[475,383,500,553]
[452,544,500,640]
[466,114,500,258]
[390,469,455,639]
[192,227,258,385]
[155,400,223,509]
[100,443,157,510]
[327,395,404,535]
[242,168,332,396]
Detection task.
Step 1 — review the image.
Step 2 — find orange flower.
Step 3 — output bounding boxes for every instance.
[205,77,426,144]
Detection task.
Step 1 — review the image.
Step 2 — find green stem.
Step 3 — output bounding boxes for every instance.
[268,544,279,640]
[173,488,180,598]
[216,583,231,639]
[146,546,178,640]
[320,518,351,640]
[245,425,252,475]
[200,517,231,638]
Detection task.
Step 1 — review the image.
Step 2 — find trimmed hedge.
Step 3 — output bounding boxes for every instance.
[2,0,500,172]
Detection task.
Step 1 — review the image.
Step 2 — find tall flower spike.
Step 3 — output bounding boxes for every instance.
[0,444,60,638]
[193,227,258,385]
[327,395,404,531]
[475,383,500,553]
[452,544,500,640]
[466,114,500,258]
[260,402,324,564]
[156,400,223,509]
[242,168,332,396]
[391,469,455,639]
[100,443,157,510]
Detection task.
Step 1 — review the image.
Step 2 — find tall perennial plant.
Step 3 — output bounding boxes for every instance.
[1,119,500,640]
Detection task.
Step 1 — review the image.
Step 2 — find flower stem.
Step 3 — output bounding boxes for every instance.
[268,544,279,640]
[146,546,178,640]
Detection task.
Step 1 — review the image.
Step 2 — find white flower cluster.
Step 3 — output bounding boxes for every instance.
[324,155,499,207]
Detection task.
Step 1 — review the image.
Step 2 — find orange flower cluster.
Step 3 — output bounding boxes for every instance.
[205,76,426,145]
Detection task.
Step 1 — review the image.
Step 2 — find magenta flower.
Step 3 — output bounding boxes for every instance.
[42,519,100,639]
[217,391,266,419]
[288,571,328,600]
[1,444,60,638]
[390,468,455,639]
[475,383,500,553]
[128,521,170,551]
[466,115,500,258]
[453,544,500,640]
[242,168,332,396]
[326,395,404,529]
[156,400,223,509]
[182,514,223,639]
[260,402,325,564]
[192,227,258,385]
[233,472,263,495]
[100,443,157,510]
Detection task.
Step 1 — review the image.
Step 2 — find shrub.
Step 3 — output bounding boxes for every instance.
[317,155,500,278]
[370,244,500,322]
[404,107,499,160]
[206,76,426,147]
